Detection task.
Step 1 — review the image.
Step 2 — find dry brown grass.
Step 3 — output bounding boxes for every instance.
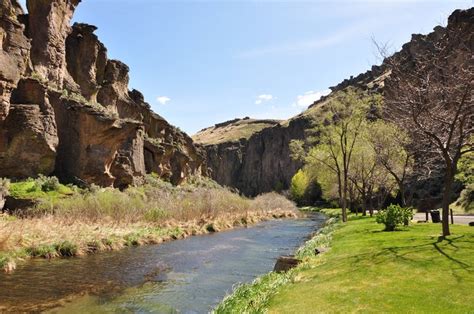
[0,180,297,272]
[192,119,281,145]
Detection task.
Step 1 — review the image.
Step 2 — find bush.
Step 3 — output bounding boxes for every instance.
[290,170,322,206]
[0,178,10,196]
[376,204,413,231]
[401,206,414,226]
[290,170,310,205]
[456,184,473,212]
[34,175,60,192]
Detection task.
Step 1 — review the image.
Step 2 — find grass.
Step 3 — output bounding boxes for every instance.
[268,219,474,313]
[0,176,298,272]
[300,206,342,218]
[9,179,74,201]
[215,216,474,313]
[193,119,281,145]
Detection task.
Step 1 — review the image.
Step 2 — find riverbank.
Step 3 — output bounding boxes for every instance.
[215,212,339,313]
[1,214,323,313]
[215,209,474,313]
[0,176,298,273]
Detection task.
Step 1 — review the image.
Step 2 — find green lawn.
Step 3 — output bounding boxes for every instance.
[267,218,474,313]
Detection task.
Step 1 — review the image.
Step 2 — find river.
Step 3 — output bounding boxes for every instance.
[0,213,326,313]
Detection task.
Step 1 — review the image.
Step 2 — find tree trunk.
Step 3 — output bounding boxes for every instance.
[362,193,367,216]
[399,185,406,207]
[341,196,348,222]
[441,170,454,237]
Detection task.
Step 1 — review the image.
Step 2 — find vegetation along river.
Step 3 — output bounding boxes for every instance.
[0,212,326,313]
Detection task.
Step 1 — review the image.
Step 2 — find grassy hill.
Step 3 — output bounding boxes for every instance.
[193,118,281,145]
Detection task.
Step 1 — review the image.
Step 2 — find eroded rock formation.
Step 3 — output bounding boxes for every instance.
[0,0,205,187]
[0,0,30,121]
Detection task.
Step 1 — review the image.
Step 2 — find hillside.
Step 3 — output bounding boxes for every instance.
[193,117,281,145]
[196,7,472,196]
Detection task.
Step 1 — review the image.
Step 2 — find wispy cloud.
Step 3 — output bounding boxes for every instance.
[292,89,331,109]
[236,19,379,59]
[255,94,275,105]
[156,96,171,105]
[252,104,299,121]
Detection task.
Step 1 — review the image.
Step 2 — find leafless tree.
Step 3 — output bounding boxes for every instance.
[380,10,473,236]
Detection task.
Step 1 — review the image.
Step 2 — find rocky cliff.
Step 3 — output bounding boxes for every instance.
[194,8,473,196]
[0,0,206,188]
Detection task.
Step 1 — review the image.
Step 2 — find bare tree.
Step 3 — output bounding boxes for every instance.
[381,10,473,236]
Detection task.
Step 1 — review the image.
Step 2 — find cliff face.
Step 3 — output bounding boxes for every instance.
[0,0,205,187]
[196,8,472,197]
[196,118,309,196]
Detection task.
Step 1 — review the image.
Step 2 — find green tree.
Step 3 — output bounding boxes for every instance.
[349,142,390,216]
[368,121,413,206]
[302,89,379,222]
[290,169,309,205]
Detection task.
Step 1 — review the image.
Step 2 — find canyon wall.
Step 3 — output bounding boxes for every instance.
[0,0,206,188]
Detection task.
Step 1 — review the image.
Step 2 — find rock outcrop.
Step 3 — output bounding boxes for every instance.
[27,0,80,89]
[0,0,30,121]
[195,8,473,197]
[0,0,205,187]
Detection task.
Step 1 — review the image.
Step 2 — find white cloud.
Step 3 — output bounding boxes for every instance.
[255,94,275,105]
[292,89,331,109]
[236,18,380,59]
[156,96,171,105]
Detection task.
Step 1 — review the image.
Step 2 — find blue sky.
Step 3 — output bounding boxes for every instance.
[19,0,472,134]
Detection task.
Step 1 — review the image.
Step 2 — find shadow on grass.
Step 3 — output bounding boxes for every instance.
[371,228,411,234]
[348,235,472,278]
[432,236,470,269]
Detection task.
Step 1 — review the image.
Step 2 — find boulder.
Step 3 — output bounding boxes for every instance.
[4,196,38,215]
[273,255,301,273]
[315,247,328,255]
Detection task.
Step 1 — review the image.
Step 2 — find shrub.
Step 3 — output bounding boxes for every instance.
[26,244,58,258]
[376,204,412,231]
[35,175,60,192]
[184,175,221,190]
[290,170,309,205]
[0,178,10,196]
[456,184,473,212]
[54,241,78,257]
[144,207,168,222]
[290,170,322,206]
[401,206,414,226]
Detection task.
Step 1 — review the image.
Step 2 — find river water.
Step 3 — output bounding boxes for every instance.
[0,213,325,313]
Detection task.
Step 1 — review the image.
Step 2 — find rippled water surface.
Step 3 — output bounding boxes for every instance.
[0,213,325,313]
